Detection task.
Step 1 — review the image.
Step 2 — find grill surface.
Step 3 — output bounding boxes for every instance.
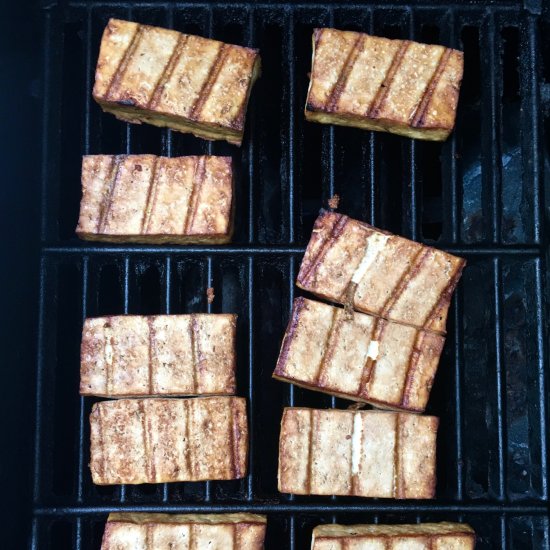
[6,0,550,548]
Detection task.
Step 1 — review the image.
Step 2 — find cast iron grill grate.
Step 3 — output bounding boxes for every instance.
[31,1,549,548]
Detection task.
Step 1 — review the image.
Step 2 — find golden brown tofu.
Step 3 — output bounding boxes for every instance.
[80,314,237,398]
[278,408,437,498]
[93,19,261,146]
[305,28,463,141]
[273,298,444,412]
[76,155,233,244]
[89,397,248,485]
[297,211,465,334]
[101,513,267,550]
[312,522,475,549]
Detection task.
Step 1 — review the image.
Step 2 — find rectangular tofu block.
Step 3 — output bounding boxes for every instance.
[305,28,463,141]
[278,408,437,498]
[297,211,465,334]
[76,155,233,244]
[93,19,261,146]
[312,522,475,549]
[90,397,248,485]
[273,298,444,412]
[101,513,267,550]
[80,314,237,398]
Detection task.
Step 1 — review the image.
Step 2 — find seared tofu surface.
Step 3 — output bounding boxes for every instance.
[305,28,463,141]
[101,513,267,550]
[80,314,237,398]
[76,155,233,244]
[278,408,438,498]
[312,522,475,549]
[297,211,465,334]
[89,397,248,484]
[273,298,444,412]
[93,19,261,145]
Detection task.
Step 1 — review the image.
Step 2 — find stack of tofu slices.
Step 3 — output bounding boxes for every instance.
[274,210,466,500]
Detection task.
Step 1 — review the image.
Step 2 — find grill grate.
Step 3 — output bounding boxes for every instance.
[27,1,550,549]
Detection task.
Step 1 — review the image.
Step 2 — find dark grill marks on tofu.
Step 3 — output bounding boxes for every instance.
[367,40,412,119]
[325,33,366,113]
[147,33,190,111]
[183,156,207,234]
[97,156,122,234]
[297,213,348,287]
[189,44,230,121]
[410,47,453,128]
[141,157,161,234]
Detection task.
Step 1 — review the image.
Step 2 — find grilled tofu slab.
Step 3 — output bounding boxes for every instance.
[297,211,465,334]
[305,28,463,141]
[101,513,267,550]
[93,19,260,146]
[90,397,248,485]
[273,298,444,412]
[278,408,437,498]
[80,314,237,398]
[312,522,475,549]
[76,155,233,244]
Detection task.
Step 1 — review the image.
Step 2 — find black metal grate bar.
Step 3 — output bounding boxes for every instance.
[30,2,550,548]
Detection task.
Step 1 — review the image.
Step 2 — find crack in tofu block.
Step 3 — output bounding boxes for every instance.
[76,155,233,244]
[80,314,237,398]
[305,28,463,141]
[311,522,475,549]
[101,513,267,550]
[93,19,261,146]
[278,408,438,499]
[297,211,465,334]
[273,298,444,412]
[89,397,248,485]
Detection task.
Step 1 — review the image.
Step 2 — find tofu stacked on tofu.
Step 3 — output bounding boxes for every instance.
[275,210,466,499]
[81,313,249,485]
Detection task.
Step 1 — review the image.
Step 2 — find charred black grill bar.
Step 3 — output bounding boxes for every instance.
[29,1,550,549]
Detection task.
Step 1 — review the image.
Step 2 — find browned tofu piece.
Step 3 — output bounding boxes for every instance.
[101,513,267,550]
[89,397,248,485]
[93,19,261,146]
[297,211,465,334]
[76,155,233,244]
[278,408,437,498]
[312,522,475,549]
[305,28,463,141]
[273,298,444,412]
[80,314,236,398]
